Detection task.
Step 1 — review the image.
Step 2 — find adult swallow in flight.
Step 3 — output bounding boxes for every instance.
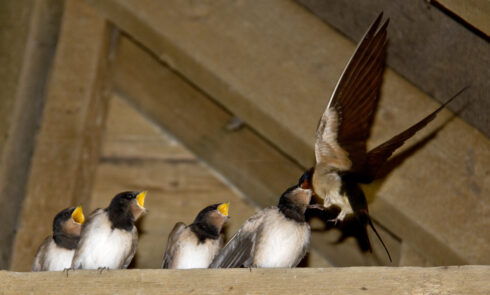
[309,12,467,262]
[162,203,229,269]
[71,191,147,269]
[32,206,85,271]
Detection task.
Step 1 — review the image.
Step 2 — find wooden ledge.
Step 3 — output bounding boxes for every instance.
[1,266,489,294]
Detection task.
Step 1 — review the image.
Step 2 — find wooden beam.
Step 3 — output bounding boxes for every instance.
[10,0,113,271]
[0,0,63,269]
[86,0,490,264]
[433,0,490,37]
[113,37,398,266]
[1,267,489,294]
[296,0,489,136]
[113,37,301,211]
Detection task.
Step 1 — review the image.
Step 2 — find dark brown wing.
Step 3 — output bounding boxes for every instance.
[161,222,186,269]
[359,87,468,182]
[209,209,267,268]
[122,226,139,269]
[32,236,52,271]
[315,13,388,172]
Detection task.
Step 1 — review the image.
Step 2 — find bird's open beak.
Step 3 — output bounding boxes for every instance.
[300,178,310,189]
[71,205,85,224]
[136,191,147,208]
[218,202,229,216]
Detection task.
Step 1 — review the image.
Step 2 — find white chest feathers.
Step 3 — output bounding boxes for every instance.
[172,230,221,269]
[254,209,310,268]
[73,213,135,269]
[42,240,75,271]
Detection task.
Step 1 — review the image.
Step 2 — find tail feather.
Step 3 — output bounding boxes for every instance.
[366,215,392,262]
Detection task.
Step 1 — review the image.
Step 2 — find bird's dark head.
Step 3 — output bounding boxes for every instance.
[53,206,85,236]
[107,191,148,231]
[278,174,313,222]
[52,206,85,249]
[191,203,230,242]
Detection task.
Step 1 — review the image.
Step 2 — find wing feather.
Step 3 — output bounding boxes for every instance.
[209,210,267,268]
[31,236,51,271]
[122,226,138,269]
[161,222,186,269]
[360,87,468,182]
[315,13,388,172]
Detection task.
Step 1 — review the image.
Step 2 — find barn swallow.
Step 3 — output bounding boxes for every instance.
[71,191,147,270]
[161,203,229,269]
[309,12,467,261]
[32,206,85,271]
[209,172,312,268]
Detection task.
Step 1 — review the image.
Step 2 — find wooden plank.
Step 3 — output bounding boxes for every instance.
[0,0,63,269]
[10,0,113,271]
[296,0,489,136]
[433,0,490,37]
[86,0,490,265]
[113,37,396,266]
[1,267,489,294]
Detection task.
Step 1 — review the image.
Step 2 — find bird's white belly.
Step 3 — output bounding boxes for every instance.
[79,227,132,269]
[254,214,310,268]
[44,241,75,271]
[175,242,217,269]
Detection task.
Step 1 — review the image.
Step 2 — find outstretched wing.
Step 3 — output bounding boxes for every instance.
[31,236,51,271]
[359,87,468,182]
[315,13,388,172]
[209,209,267,268]
[161,222,186,269]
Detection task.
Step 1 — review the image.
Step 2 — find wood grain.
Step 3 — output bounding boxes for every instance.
[1,266,489,294]
[0,0,63,269]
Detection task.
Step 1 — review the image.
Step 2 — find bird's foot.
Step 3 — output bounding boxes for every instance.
[97,267,109,274]
[63,267,73,278]
[307,204,326,211]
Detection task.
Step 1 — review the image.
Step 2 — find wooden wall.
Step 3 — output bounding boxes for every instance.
[0,0,488,282]
[0,0,64,269]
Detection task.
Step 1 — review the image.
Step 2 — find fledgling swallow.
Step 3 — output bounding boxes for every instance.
[309,12,467,261]
[209,172,312,268]
[32,206,85,271]
[71,191,147,270]
[161,203,230,269]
